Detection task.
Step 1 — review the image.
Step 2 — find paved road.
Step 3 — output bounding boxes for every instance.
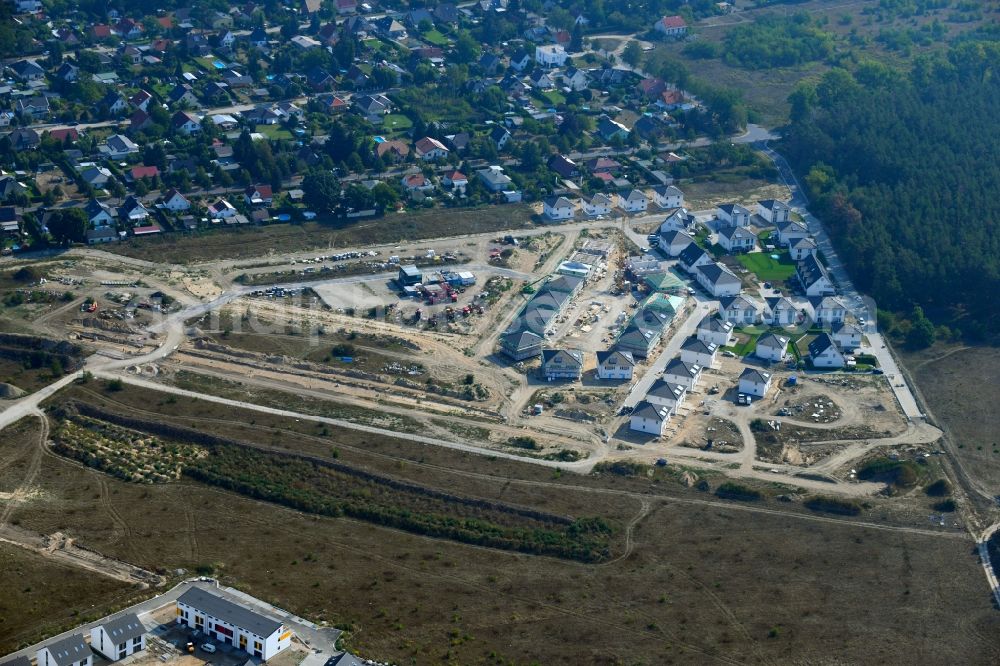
[758,142,924,419]
[0,579,342,666]
[622,298,715,408]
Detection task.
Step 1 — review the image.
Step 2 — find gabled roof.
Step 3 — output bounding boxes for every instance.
[739,367,771,384]
[718,202,750,216]
[796,254,831,288]
[98,612,145,643]
[718,226,756,242]
[759,198,790,211]
[697,315,733,333]
[647,378,686,401]
[177,588,282,637]
[622,188,647,202]
[832,321,862,336]
[632,400,668,422]
[596,350,635,367]
[756,332,789,350]
[720,294,761,311]
[659,15,687,29]
[501,327,543,349]
[664,357,700,378]
[808,332,840,357]
[678,243,707,267]
[542,348,583,368]
[777,219,809,234]
[42,634,89,666]
[414,136,448,155]
[681,337,717,355]
[791,236,817,249]
[659,229,694,246]
[653,184,682,197]
[697,262,740,286]
[543,196,573,209]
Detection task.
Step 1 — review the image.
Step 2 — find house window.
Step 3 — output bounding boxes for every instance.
[254,641,262,651]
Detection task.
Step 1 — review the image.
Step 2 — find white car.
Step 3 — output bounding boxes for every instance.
[201,644,216,654]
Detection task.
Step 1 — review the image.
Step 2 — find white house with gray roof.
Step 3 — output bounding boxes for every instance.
[645,378,687,413]
[696,315,734,348]
[719,295,763,326]
[658,229,694,257]
[596,350,635,380]
[542,196,575,220]
[38,635,91,666]
[652,184,683,209]
[716,226,756,254]
[663,357,702,391]
[176,587,291,660]
[619,189,648,213]
[738,367,772,398]
[91,613,145,661]
[808,333,846,368]
[832,322,862,351]
[758,199,791,225]
[630,400,670,435]
[695,262,742,297]
[680,337,718,368]
[717,203,751,228]
[755,332,789,363]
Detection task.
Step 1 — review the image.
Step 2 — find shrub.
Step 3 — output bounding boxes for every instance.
[105,378,124,392]
[507,436,540,450]
[803,496,861,516]
[857,458,919,488]
[593,461,648,477]
[925,478,952,497]
[933,499,956,512]
[715,482,762,502]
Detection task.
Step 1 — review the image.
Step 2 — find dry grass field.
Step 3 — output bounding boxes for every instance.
[904,346,1000,492]
[0,383,994,663]
[102,206,538,265]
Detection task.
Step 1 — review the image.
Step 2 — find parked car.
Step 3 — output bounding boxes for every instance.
[201,644,216,654]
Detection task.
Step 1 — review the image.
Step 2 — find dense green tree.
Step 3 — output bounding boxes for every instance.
[302,171,340,212]
[47,208,88,245]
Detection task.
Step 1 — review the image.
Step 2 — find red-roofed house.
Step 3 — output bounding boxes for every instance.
[336,0,358,14]
[129,165,159,182]
[130,90,153,111]
[414,137,449,160]
[92,24,113,39]
[244,185,273,206]
[156,15,174,29]
[161,188,191,212]
[637,77,667,99]
[129,109,152,132]
[655,15,687,37]
[443,170,468,189]
[132,224,162,236]
[208,199,237,219]
[47,128,79,143]
[401,173,434,192]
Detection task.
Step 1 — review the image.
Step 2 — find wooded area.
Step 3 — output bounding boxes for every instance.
[782,41,1000,342]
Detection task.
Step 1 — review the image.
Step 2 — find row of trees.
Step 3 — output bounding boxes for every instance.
[783,41,1000,343]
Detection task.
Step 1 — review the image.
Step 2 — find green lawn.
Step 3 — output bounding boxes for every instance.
[736,251,796,282]
[363,39,381,49]
[256,125,293,140]
[421,29,450,46]
[724,331,760,358]
[383,113,413,133]
[539,89,566,107]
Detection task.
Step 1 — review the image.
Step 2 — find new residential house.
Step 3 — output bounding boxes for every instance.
[775,219,810,246]
[582,193,613,217]
[645,378,687,414]
[789,236,817,261]
[618,189,648,213]
[91,613,146,661]
[542,196,575,220]
[654,14,687,37]
[499,274,583,360]
[755,332,789,363]
[37,635,91,666]
[630,400,670,435]
[716,226,756,253]
[738,368,772,398]
[758,199,791,225]
[662,357,702,391]
[652,185,683,209]
[596,350,635,380]
[680,337,718,369]
[796,254,835,297]
[658,230,694,257]
[694,262,742,297]
[809,333,846,368]
[716,203,751,228]
[696,315,734,348]
[542,348,584,381]
[832,321,863,351]
[176,587,292,660]
[535,44,568,67]
[719,295,763,326]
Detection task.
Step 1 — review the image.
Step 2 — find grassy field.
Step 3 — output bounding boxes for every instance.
[102,205,538,264]
[420,29,449,46]
[255,125,294,141]
[648,0,998,127]
[904,346,1000,492]
[0,419,147,653]
[737,251,796,282]
[5,382,993,663]
[381,114,413,133]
